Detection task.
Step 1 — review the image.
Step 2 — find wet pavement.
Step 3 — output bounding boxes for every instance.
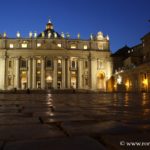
[0,92,150,150]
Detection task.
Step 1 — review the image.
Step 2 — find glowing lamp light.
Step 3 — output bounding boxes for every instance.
[46,76,52,82]
[22,71,26,75]
[57,44,61,48]
[125,80,130,89]
[114,84,117,88]
[84,45,88,50]
[37,60,41,64]
[117,76,122,84]
[143,79,148,86]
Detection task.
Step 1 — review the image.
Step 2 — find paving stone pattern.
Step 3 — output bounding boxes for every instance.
[0,92,150,149]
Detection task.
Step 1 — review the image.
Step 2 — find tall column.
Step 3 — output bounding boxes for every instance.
[148,73,150,92]
[15,57,20,89]
[32,58,36,89]
[27,58,32,89]
[67,58,70,88]
[62,58,66,89]
[0,56,6,90]
[78,59,83,89]
[106,60,112,79]
[53,58,57,89]
[41,58,45,89]
[90,58,97,90]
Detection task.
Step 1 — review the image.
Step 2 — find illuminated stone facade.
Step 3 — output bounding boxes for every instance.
[110,32,150,92]
[0,20,112,91]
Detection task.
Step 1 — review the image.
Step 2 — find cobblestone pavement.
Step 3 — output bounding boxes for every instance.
[0,92,150,150]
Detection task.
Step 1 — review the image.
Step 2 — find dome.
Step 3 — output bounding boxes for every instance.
[97,31,104,40]
[46,19,53,30]
[97,31,103,36]
[38,19,61,38]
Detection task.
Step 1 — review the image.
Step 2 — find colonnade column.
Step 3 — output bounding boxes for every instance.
[78,59,83,89]
[32,58,36,89]
[148,73,150,92]
[67,58,70,88]
[15,57,20,89]
[27,58,32,89]
[41,58,45,89]
[53,58,57,89]
[106,60,112,79]
[62,58,66,89]
[0,56,6,90]
[90,58,97,90]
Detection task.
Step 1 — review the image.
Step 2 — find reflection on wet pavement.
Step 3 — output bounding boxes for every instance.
[0,92,150,149]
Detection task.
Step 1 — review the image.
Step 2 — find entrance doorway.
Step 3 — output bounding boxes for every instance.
[21,71,27,89]
[46,75,53,89]
[57,81,62,89]
[97,71,105,91]
[71,71,77,89]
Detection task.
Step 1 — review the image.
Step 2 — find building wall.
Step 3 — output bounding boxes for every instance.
[0,56,6,90]
[110,62,150,92]
[110,32,150,92]
[142,33,150,62]
[0,37,112,91]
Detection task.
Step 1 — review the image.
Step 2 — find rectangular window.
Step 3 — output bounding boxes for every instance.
[71,60,76,68]
[83,45,88,50]
[71,44,76,49]
[85,61,88,68]
[37,43,41,47]
[57,44,62,48]
[46,59,52,68]
[9,44,14,49]
[8,61,12,68]
[20,60,27,68]
[21,43,27,48]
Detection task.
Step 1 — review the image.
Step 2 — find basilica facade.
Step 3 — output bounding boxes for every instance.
[0,20,112,91]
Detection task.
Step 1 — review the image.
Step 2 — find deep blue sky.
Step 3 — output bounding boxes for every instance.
[0,0,149,52]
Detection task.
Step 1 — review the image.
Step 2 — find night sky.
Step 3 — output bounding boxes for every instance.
[0,0,149,52]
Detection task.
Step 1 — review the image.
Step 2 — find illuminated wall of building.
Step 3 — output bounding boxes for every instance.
[0,20,112,91]
[109,32,150,92]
